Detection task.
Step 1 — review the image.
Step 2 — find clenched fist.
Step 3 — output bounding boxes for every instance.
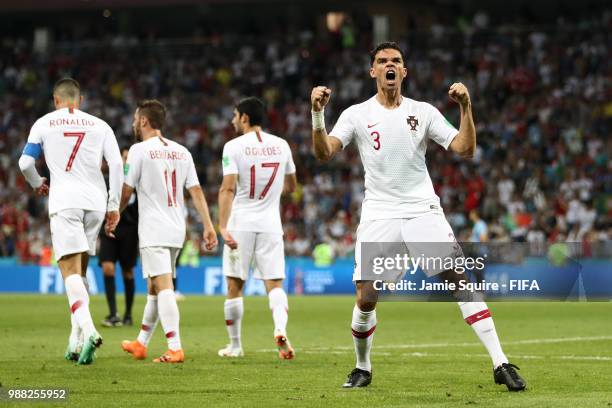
[448,82,471,108]
[311,86,332,112]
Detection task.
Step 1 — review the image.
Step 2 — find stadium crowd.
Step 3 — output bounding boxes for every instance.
[0,10,610,263]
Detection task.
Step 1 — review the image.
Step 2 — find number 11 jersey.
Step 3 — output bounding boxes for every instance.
[125,136,200,248]
[222,131,296,234]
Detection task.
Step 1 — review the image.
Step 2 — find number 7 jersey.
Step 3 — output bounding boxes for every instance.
[25,107,122,215]
[125,136,200,248]
[222,131,296,234]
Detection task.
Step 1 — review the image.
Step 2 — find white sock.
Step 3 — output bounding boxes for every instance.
[68,313,80,351]
[268,288,288,336]
[351,304,376,372]
[157,289,181,350]
[137,295,159,347]
[458,302,508,367]
[65,274,96,339]
[224,297,244,349]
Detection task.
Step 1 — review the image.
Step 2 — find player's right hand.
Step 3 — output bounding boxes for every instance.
[203,229,218,251]
[35,177,49,197]
[311,86,331,112]
[104,210,120,238]
[220,227,237,250]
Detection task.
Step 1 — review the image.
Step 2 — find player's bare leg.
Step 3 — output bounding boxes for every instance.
[343,281,378,388]
[59,252,102,365]
[265,279,293,360]
[218,277,245,357]
[441,270,526,391]
[122,279,157,360]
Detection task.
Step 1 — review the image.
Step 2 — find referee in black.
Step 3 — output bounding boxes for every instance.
[100,147,138,327]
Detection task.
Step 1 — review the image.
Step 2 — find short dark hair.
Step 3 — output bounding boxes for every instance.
[369,41,406,66]
[137,99,166,130]
[53,78,81,99]
[235,97,264,127]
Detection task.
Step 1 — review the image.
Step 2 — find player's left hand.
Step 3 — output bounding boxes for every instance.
[35,178,49,197]
[203,229,218,251]
[448,82,471,108]
[104,210,120,238]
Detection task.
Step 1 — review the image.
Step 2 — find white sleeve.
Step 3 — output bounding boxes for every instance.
[124,145,142,188]
[18,155,43,188]
[329,109,355,149]
[185,153,200,189]
[19,120,45,188]
[427,104,458,150]
[102,127,123,212]
[285,142,296,175]
[221,142,239,175]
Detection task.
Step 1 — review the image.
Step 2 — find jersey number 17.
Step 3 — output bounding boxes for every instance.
[249,162,279,200]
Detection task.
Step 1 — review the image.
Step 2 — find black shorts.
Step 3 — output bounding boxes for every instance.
[98,225,139,270]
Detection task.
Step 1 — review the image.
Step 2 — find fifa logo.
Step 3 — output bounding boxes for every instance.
[407,116,419,131]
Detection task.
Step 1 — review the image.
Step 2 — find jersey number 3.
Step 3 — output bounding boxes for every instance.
[64,132,86,171]
[370,131,381,150]
[249,162,279,200]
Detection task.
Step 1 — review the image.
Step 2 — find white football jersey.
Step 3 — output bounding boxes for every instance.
[222,130,296,234]
[25,108,122,214]
[125,136,199,248]
[330,96,458,221]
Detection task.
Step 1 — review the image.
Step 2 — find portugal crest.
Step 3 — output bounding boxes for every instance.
[407,115,419,131]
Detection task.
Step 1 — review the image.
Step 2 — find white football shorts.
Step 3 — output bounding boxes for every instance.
[222,231,286,281]
[353,213,462,281]
[140,246,180,279]
[50,209,105,261]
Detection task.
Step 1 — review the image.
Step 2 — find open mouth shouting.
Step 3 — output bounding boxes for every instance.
[385,69,396,83]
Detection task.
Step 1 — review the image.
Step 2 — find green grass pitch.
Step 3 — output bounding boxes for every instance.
[1,295,611,407]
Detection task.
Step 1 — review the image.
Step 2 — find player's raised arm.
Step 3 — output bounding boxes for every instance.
[218,174,238,249]
[448,82,476,159]
[311,86,343,161]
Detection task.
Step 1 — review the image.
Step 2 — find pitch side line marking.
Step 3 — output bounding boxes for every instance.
[256,335,612,353]
[294,351,612,361]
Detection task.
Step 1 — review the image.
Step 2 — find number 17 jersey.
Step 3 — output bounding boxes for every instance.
[125,136,200,248]
[222,131,296,234]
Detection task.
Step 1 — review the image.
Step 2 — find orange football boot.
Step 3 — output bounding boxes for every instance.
[121,340,147,360]
[153,349,184,363]
[275,334,295,360]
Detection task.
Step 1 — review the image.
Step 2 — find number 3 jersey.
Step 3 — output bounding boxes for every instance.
[330,96,458,221]
[25,107,122,215]
[221,131,296,234]
[125,136,199,248]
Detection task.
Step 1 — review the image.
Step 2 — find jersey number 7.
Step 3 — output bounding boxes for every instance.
[64,132,86,171]
[249,162,279,200]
